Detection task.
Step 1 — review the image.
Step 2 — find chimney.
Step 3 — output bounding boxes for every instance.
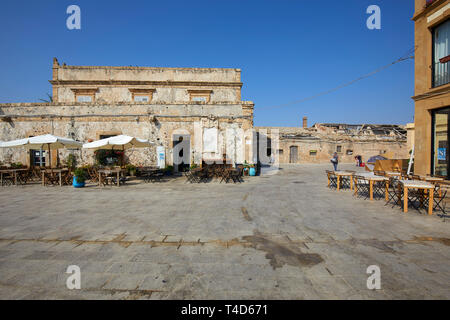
[302,116,308,128]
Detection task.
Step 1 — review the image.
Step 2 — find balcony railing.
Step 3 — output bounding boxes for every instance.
[433,61,450,87]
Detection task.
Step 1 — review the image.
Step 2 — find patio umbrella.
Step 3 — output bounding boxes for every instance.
[367,155,387,164]
[82,135,154,151]
[0,134,82,167]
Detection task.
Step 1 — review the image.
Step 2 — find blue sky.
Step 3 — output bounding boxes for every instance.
[0,0,415,126]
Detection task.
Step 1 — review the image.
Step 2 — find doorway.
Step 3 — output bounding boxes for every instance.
[289,146,298,163]
[432,107,450,177]
[173,134,190,172]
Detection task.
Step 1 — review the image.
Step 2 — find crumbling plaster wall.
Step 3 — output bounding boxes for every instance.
[0,102,253,167]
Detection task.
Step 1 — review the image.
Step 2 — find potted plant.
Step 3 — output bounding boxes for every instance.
[73,167,87,188]
[249,164,256,176]
[65,154,77,170]
[164,165,174,176]
[126,164,137,176]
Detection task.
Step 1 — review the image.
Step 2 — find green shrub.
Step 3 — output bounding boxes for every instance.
[73,167,87,183]
[126,164,137,175]
[65,154,77,169]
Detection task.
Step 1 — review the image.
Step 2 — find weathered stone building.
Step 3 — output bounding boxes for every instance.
[0,58,254,169]
[412,0,450,178]
[256,121,409,164]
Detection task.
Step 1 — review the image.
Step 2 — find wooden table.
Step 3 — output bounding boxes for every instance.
[41,168,69,186]
[353,173,390,201]
[420,176,444,183]
[98,168,124,187]
[399,180,435,215]
[385,171,401,177]
[0,169,29,185]
[334,171,354,191]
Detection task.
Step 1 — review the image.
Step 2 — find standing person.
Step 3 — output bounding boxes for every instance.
[331,152,339,171]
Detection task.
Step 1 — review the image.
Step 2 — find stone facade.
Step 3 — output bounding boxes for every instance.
[413,0,450,176]
[0,59,254,169]
[255,123,409,164]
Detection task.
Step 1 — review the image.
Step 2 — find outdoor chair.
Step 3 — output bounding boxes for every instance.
[386,177,403,208]
[326,170,337,189]
[230,167,244,183]
[220,169,233,183]
[1,172,14,186]
[354,175,370,199]
[147,170,164,183]
[422,183,449,219]
[372,180,386,199]
[185,170,199,183]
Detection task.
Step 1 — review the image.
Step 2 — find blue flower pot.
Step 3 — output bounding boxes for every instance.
[73,176,85,188]
[249,167,256,176]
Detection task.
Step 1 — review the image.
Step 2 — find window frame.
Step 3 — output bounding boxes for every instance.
[432,19,450,88]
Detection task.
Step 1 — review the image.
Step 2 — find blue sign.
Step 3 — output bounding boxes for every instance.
[438,148,446,161]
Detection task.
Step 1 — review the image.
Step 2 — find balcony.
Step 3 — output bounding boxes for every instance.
[433,61,450,87]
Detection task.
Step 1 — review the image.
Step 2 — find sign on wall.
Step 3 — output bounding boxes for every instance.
[157,146,165,168]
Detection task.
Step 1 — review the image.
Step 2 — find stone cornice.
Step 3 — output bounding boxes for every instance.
[412,0,447,21]
[49,80,243,88]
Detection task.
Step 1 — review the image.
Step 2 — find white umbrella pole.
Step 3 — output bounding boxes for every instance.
[39,147,43,167]
[48,143,51,168]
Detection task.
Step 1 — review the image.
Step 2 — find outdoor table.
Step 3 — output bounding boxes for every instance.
[385,171,401,177]
[41,168,69,186]
[0,169,29,185]
[333,171,354,191]
[98,168,124,187]
[399,179,435,215]
[352,173,390,201]
[420,176,444,183]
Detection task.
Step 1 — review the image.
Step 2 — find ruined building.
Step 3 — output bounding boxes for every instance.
[0,58,254,169]
[255,120,409,164]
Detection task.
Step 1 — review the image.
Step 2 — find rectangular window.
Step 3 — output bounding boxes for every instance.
[309,150,317,156]
[192,96,207,102]
[188,90,212,103]
[346,149,353,155]
[433,19,450,87]
[432,107,450,178]
[76,95,93,102]
[336,145,342,153]
[134,95,149,102]
[278,149,284,155]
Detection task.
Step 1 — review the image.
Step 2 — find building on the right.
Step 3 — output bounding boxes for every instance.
[413,0,450,177]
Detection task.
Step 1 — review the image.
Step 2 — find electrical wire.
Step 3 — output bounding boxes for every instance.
[260,48,416,110]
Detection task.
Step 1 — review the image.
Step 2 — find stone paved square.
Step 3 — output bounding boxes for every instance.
[0,164,449,299]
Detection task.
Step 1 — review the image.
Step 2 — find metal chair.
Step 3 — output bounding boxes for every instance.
[326,170,337,189]
[354,175,370,199]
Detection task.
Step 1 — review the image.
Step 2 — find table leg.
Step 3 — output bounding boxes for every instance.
[14,172,17,185]
[42,171,45,186]
[327,175,330,187]
[403,187,408,213]
[337,176,340,191]
[385,180,389,201]
[428,188,434,215]
[59,172,62,187]
[370,180,373,201]
[117,172,120,187]
[353,177,357,196]
[350,176,353,190]
[99,173,102,186]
